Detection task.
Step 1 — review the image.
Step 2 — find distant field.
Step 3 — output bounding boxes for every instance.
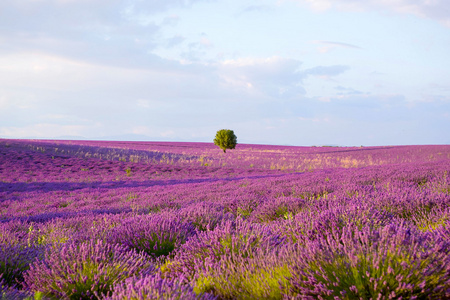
[1,139,450,299]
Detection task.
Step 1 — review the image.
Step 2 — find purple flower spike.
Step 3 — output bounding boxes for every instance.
[0,244,45,286]
[106,213,196,259]
[106,273,217,300]
[178,201,234,231]
[23,239,154,299]
[0,275,32,300]
[287,222,450,299]
[164,218,285,281]
[249,196,306,223]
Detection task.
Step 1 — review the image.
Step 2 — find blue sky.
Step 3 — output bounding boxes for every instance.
[0,0,449,146]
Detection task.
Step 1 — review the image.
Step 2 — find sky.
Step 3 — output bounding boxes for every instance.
[0,0,449,146]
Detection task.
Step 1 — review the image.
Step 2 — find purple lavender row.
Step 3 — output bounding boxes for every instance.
[0,139,449,299]
[2,139,449,173]
[0,140,280,186]
[2,160,448,223]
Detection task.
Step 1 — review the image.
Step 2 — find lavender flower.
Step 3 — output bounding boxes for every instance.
[178,201,234,231]
[287,222,450,299]
[1,140,450,299]
[163,218,285,281]
[106,213,196,259]
[0,244,45,287]
[249,196,307,223]
[105,273,217,300]
[23,239,154,299]
[0,275,32,300]
[192,247,291,299]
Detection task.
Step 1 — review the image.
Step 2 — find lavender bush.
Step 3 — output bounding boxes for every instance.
[105,273,216,300]
[0,244,45,287]
[287,222,450,299]
[162,218,285,285]
[23,240,154,299]
[106,213,196,258]
[0,139,449,298]
[192,246,291,299]
[177,201,234,231]
[0,275,33,300]
[249,196,307,223]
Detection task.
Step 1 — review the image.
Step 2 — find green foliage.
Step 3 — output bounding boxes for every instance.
[125,167,132,177]
[237,207,253,218]
[132,232,178,258]
[282,212,293,221]
[193,252,291,299]
[214,129,237,153]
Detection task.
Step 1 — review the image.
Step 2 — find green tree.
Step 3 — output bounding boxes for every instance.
[214,129,237,153]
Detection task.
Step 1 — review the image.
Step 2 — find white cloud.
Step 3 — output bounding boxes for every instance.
[303,65,350,78]
[0,1,448,145]
[199,37,213,48]
[166,35,185,48]
[0,0,214,71]
[0,123,88,138]
[0,52,91,91]
[239,5,274,15]
[217,57,351,100]
[294,0,450,26]
[335,85,365,95]
[297,116,330,122]
[136,99,151,108]
[312,40,362,53]
[160,130,176,137]
[299,0,333,11]
[0,95,9,110]
[162,14,181,26]
[219,56,305,99]
[131,126,154,136]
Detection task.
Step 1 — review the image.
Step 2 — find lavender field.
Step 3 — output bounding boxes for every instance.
[1,139,450,299]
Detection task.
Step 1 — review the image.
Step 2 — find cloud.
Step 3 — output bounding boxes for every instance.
[428,83,450,92]
[303,65,350,79]
[0,1,448,145]
[204,92,449,146]
[216,57,351,103]
[335,85,365,95]
[166,35,186,48]
[0,123,89,139]
[219,57,305,99]
[180,37,215,62]
[136,99,151,109]
[0,50,218,132]
[130,126,174,138]
[294,0,450,27]
[240,5,273,14]
[161,14,181,26]
[199,37,213,48]
[0,0,211,70]
[0,49,350,139]
[313,40,362,53]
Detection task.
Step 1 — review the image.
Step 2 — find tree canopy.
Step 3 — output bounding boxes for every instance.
[213,129,237,153]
